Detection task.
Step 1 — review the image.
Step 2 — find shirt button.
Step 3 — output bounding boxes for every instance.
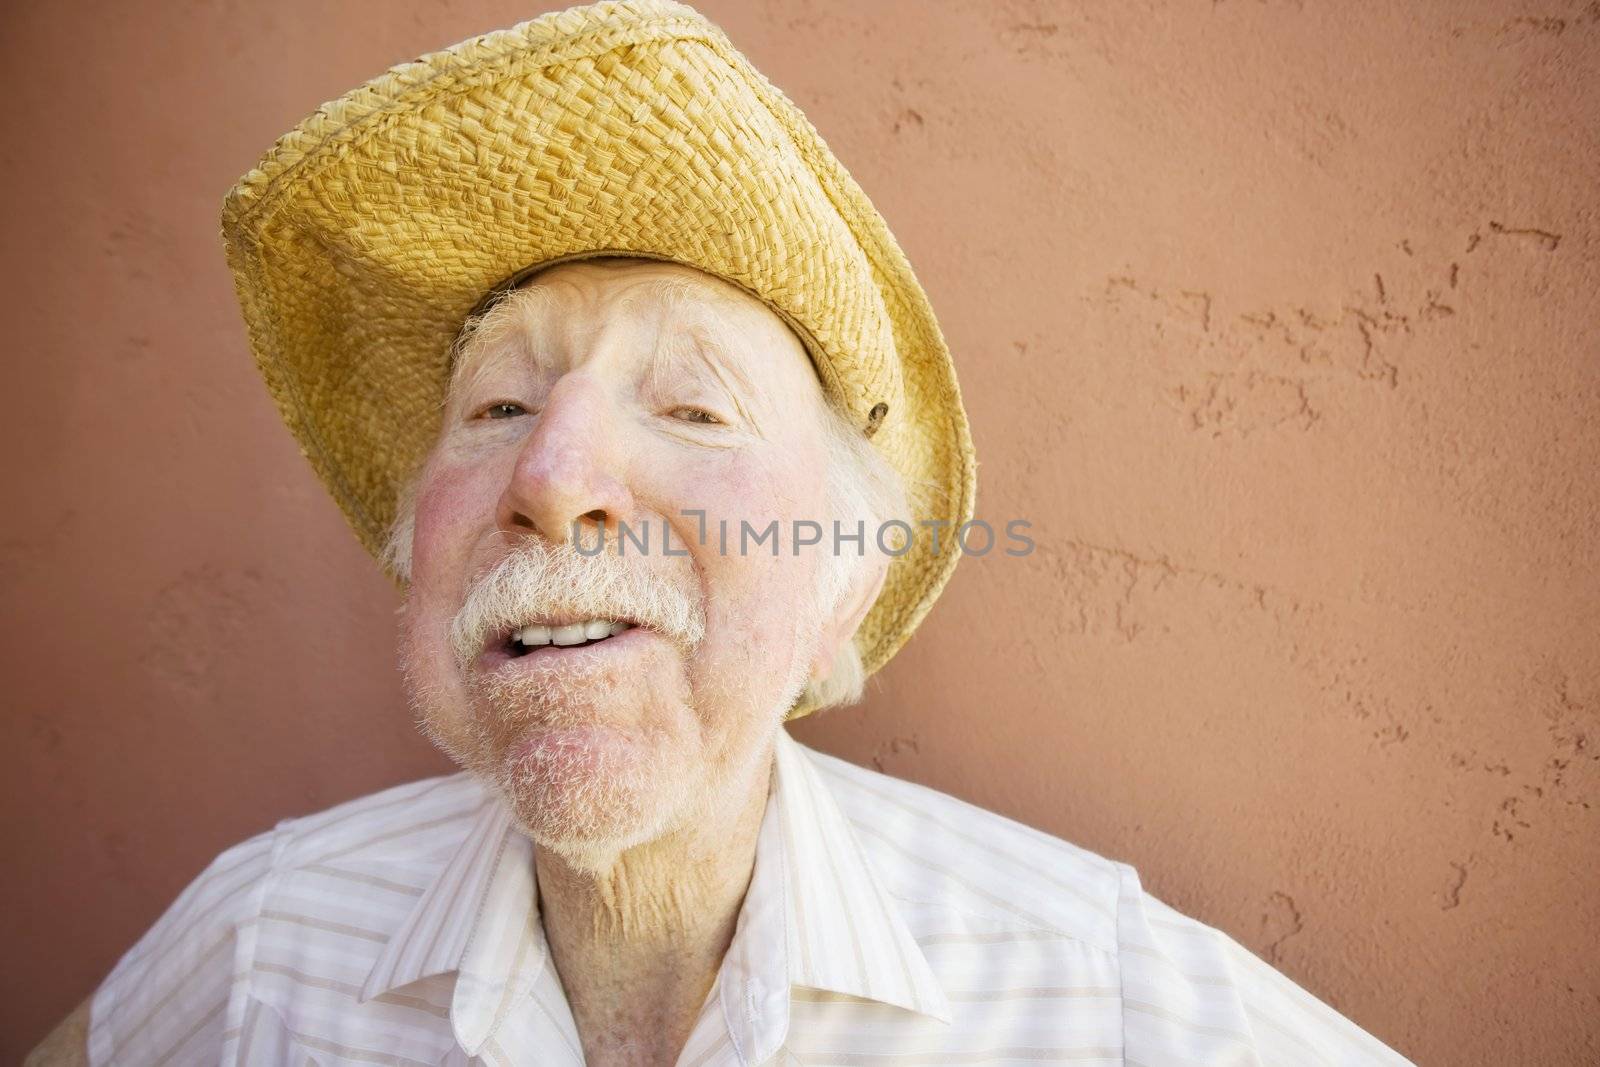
[745,979,766,1021]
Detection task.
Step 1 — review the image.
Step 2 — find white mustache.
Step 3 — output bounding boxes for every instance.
[447,538,705,671]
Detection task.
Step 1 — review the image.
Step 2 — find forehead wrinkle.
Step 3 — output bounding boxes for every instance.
[448,267,790,418]
[616,277,770,405]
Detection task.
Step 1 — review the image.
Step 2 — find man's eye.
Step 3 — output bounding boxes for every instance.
[479,402,527,420]
[671,406,723,425]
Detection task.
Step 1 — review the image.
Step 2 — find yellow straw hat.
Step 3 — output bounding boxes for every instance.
[219,0,976,719]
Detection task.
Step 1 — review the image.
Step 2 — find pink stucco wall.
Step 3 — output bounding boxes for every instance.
[3,1,1596,1062]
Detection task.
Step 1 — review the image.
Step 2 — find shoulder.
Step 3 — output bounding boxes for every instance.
[88,770,482,1066]
[1117,880,1414,1064]
[88,812,280,1065]
[799,744,1412,1065]
[270,769,489,866]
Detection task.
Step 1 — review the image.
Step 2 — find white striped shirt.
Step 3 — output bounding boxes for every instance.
[88,728,1413,1065]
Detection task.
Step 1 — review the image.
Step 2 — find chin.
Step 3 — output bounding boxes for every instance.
[419,671,698,855]
[495,723,694,867]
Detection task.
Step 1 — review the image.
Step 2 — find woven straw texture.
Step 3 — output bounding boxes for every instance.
[219,0,976,719]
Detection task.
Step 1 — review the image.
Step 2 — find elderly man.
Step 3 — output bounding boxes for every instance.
[31,1,1413,1065]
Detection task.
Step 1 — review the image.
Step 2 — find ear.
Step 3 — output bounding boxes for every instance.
[808,556,889,681]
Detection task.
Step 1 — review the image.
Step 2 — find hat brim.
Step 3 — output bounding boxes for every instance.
[220,0,976,719]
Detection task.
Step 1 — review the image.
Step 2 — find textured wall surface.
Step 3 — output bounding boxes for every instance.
[2,1,1596,1062]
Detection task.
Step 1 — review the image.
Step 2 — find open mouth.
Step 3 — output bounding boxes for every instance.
[501,619,636,658]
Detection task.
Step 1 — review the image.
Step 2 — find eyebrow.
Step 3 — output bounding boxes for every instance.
[648,313,763,415]
[447,285,558,399]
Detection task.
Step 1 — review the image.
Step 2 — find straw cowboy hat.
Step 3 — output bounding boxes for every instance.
[219,0,976,719]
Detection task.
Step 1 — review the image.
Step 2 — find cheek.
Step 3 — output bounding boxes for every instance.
[401,463,501,681]
[671,448,829,676]
[674,439,826,524]
[409,463,493,589]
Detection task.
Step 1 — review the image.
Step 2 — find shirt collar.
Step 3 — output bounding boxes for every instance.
[720,729,952,1065]
[359,794,577,1056]
[360,728,951,1064]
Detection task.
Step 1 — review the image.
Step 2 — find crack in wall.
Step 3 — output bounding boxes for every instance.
[1441,859,1471,910]
[1095,222,1559,439]
[1258,890,1305,963]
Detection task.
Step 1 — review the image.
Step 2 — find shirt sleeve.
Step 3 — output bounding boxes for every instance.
[1114,862,1415,1066]
[88,827,281,1067]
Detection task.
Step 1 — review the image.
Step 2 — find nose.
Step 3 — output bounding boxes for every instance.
[495,373,633,547]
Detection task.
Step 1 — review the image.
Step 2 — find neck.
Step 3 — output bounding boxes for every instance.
[532,742,775,1065]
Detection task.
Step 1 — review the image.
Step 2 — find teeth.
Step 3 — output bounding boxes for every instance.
[517,624,552,646]
[514,620,634,649]
[550,624,587,646]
